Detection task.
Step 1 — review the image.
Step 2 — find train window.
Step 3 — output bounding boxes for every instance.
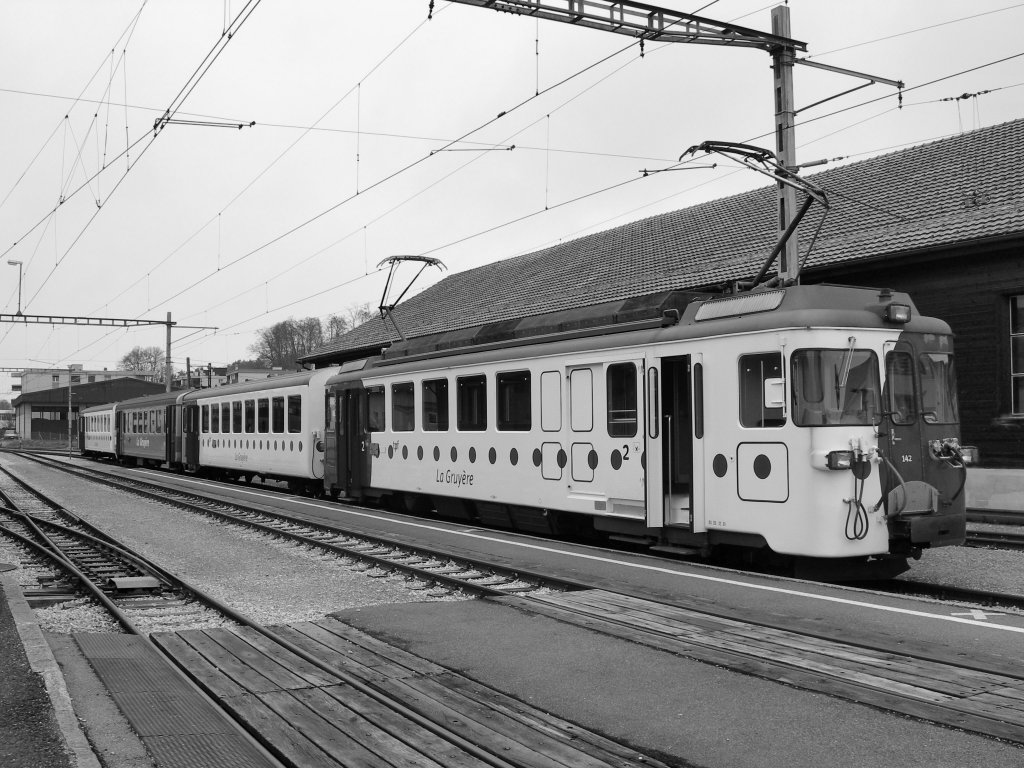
[211,404,220,433]
[457,375,487,431]
[232,401,242,433]
[392,383,415,432]
[607,363,638,437]
[884,351,916,425]
[272,397,285,432]
[366,386,385,432]
[739,353,786,428]
[257,399,269,433]
[221,403,231,433]
[287,395,302,433]
[244,400,255,433]
[497,371,531,431]
[540,371,561,431]
[202,405,210,433]
[919,353,958,424]
[569,369,593,432]
[791,349,880,427]
[422,379,449,431]
[326,394,337,431]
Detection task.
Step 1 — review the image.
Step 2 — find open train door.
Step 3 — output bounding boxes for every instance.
[643,352,705,534]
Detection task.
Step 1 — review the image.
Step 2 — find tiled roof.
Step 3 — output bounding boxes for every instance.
[307,118,1024,361]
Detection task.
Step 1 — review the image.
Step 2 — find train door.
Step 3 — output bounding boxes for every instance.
[183,403,199,471]
[333,385,368,499]
[881,335,965,518]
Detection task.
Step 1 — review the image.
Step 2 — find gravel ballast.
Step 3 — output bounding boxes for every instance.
[3,456,468,633]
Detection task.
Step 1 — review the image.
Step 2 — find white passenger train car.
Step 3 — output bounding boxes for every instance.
[325,285,967,578]
[79,403,118,459]
[182,368,338,492]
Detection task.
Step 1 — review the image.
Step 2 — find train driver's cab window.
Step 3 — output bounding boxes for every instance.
[457,375,487,431]
[422,378,449,431]
[739,353,786,428]
[919,353,958,424]
[497,371,531,431]
[791,349,880,426]
[392,383,415,432]
[366,386,385,432]
[885,350,916,425]
[607,363,638,437]
[287,395,302,433]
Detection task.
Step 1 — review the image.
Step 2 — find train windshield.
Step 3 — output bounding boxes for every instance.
[791,349,881,426]
[919,352,958,424]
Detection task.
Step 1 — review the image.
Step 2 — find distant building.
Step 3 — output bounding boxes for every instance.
[14,364,157,395]
[224,365,284,385]
[174,366,228,390]
[10,378,165,440]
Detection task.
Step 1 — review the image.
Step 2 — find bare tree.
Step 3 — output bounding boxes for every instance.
[249,317,324,369]
[120,346,165,376]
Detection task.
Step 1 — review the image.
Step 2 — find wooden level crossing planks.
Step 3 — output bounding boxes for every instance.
[519,589,1024,743]
[151,619,672,768]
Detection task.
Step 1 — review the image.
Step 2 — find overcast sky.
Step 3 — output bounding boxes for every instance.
[2,0,1022,396]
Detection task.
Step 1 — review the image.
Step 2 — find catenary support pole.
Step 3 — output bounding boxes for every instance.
[772,5,800,283]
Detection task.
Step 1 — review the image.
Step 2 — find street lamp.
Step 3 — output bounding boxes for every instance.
[7,260,23,316]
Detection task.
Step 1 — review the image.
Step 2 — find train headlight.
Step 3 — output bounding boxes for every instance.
[884,303,912,323]
[826,450,853,470]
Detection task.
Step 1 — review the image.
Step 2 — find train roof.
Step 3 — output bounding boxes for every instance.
[180,367,338,401]
[325,284,952,381]
[304,118,1024,366]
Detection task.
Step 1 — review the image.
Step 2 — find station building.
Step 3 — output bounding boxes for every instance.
[9,377,165,441]
[301,118,1024,510]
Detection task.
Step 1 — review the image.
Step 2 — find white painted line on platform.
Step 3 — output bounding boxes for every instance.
[136,469,1024,635]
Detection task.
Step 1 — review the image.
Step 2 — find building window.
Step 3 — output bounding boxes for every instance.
[497,371,531,431]
[1013,295,1024,414]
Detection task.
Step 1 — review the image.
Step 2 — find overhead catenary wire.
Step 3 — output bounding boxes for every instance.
[8,0,265,315]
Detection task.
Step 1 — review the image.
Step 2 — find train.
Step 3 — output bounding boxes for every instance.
[80,283,969,579]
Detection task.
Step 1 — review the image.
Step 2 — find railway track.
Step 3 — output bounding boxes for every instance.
[13,452,584,601]
[0,465,238,633]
